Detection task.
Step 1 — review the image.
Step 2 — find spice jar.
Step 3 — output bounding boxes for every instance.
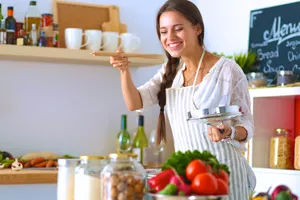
[57,158,80,200]
[74,156,107,200]
[277,70,295,86]
[101,153,146,200]
[269,129,294,169]
[295,135,300,170]
[247,72,268,88]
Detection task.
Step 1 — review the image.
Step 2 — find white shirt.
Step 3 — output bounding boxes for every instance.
[137,57,254,151]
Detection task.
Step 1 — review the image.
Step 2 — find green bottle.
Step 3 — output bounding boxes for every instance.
[116,115,131,153]
[0,4,3,22]
[132,115,149,166]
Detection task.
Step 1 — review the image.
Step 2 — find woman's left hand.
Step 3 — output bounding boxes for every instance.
[208,124,232,142]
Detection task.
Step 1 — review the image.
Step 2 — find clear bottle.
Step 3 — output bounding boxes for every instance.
[38,31,46,47]
[5,6,16,45]
[24,1,41,36]
[30,24,37,46]
[295,135,300,170]
[116,115,132,153]
[0,19,6,44]
[132,114,149,166]
[269,128,294,169]
[100,153,146,200]
[74,156,107,200]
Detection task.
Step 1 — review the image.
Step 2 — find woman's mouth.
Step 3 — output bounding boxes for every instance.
[167,42,183,51]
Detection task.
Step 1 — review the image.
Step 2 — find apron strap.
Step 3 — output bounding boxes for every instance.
[191,49,206,109]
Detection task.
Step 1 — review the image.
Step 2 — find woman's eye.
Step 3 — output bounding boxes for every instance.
[175,28,183,32]
[160,31,167,34]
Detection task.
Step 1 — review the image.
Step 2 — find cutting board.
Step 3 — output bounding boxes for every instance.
[52,0,127,48]
[102,6,127,34]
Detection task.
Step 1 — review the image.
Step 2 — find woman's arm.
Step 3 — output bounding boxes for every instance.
[110,49,166,111]
[120,69,143,111]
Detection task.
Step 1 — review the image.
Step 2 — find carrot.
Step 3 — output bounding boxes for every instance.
[24,162,32,168]
[53,161,58,167]
[46,160,54,168]
[31,157,45,166]
[33,160,48,167]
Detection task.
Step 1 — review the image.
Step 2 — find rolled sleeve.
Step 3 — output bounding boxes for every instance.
[137,63,166,109]
[230,76,254,142]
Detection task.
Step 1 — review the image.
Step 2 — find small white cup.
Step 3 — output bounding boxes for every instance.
[84,29,106,51]
[119,33,140,53]
[65,28,88,49]
[102,32,119,52]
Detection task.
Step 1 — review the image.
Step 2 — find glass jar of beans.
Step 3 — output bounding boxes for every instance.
[100,153,146,200]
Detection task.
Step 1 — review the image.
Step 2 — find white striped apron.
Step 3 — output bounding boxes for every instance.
[165,50,252,200]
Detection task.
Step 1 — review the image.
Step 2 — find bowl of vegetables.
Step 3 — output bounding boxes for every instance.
[145,150,229,200]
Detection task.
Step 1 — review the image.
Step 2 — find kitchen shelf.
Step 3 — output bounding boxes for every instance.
[249,86,300,98]
[0,169,57,185]
[253,167,300,175]
[0,44,165,67]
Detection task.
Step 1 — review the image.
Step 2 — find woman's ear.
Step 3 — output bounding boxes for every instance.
[196,24,202,36]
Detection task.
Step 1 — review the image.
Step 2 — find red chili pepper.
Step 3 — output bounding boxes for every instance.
[148,169,175,192]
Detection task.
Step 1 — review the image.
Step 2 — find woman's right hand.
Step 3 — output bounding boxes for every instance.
[110,48,131,71]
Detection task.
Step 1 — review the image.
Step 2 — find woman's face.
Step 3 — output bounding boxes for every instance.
[159,11,201,58]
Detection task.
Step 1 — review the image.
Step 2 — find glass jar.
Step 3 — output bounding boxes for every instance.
[74,156,107,200]
[269,128,294,169]
[57,158,80,200]
[101,153,146,200]
[247,72,267,88]
[295,135,300,170]
[277,70,295,86]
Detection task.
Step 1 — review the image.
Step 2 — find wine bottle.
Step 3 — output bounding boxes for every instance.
[5,6,16,45]
[132,115,149,166]
[0,4,3,22]
[116,115,131,153]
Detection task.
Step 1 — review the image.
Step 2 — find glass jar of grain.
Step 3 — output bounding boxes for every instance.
[269,128,294,169]
[294,135,300,170]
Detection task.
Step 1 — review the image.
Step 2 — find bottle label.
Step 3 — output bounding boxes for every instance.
[132,147,148,167]
[132,148,141,163]
[0,32,6,44]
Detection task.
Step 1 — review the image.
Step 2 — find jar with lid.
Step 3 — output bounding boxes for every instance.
[74,156,107,200]
[247,72,268,88]
[269,128,294,169]
[277,70,295,86]
[101,153,146,200]
[295,135,300,170]
[57,158,80,200]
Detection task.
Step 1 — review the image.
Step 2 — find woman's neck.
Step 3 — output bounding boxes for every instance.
[181,45,204,72]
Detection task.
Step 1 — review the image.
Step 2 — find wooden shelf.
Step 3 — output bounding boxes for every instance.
[0,169,57,185]
[0,44,165,67]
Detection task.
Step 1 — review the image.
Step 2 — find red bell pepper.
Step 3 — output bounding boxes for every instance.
[148,169,175,192]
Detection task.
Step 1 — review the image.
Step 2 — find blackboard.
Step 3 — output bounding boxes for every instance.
[248,1,300,85]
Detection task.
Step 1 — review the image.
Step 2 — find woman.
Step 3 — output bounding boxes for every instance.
[110,0,256,199]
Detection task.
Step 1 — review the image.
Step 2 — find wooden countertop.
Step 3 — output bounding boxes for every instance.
[0,169,57,185]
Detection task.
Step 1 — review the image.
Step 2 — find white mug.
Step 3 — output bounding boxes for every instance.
[119,33,140,53]
[102,32,119,52]
[65,28,88,49]
[84,29,106,51]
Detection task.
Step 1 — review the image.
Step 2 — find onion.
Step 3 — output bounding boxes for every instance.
[271,185,290,200]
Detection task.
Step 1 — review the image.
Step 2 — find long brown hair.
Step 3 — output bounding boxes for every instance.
[156,0,205,144]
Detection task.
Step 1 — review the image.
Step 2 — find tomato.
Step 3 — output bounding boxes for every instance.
[186,159,208,181]
[206,164,213,173]
[216,178,229,195]
[191,173,218,195]
[213,169,229,184]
